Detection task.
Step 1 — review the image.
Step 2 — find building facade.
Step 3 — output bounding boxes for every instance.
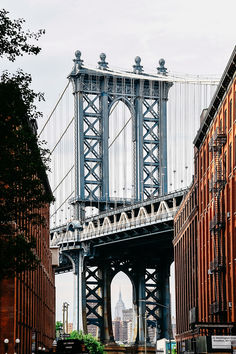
[173,183,198,351]
[174,47,236,353]
[0,103,55,353]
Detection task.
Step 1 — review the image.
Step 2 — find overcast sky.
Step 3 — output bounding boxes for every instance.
[2,0,235,324]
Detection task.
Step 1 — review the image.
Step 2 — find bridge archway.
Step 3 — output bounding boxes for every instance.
[108,99,135,200]
[110,271,135,344]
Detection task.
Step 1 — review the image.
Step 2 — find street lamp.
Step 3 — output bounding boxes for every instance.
[139,300,173,354]
[14,338,20,354]
[139,300,147,354]
[4,339,9,354]
[154,302,172,354]
[52,339,57,353]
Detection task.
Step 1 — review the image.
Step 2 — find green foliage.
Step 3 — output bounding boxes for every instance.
[68,331,105,354]
[0,9,53,279]
[56,321,63,331]
[0,74,53,279]
[0,9,45,62]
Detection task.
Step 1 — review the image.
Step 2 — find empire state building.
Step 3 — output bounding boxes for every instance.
[114,290,125,320]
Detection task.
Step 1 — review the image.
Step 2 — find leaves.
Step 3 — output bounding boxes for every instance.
[68,331,105,354]
[0,77,53,279]
[0,9,51,279]
[0,9,45,62]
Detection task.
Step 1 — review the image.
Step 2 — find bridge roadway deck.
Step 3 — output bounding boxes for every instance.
[51,189,187,273]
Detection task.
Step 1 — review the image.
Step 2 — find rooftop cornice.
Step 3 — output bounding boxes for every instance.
[194,46,236,149]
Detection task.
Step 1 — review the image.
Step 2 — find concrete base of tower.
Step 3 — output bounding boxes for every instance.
[104,344,156,353]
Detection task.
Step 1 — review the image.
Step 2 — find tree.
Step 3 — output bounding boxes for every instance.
[56,321,63,332]
[55,321,63,338]
[0,9,53,279]
[0,9,45,62]
[68,331,105,354]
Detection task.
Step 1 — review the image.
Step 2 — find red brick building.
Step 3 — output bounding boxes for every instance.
[0,202,55,353]
[174,47,236,353]
[0,115,56,352]
[173,183,198,350]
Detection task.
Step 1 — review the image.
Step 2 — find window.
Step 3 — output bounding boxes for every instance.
[224,152,227,177]
[229,99,232,129]
[235,92,236,121]
[229,143,232,174]
[224,109,227,133]
[203,151,206,173]
[219,119,222,133]
[234,135,236,167]
[200,156,203,178]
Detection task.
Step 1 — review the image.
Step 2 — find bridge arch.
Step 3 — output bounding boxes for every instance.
[108,96,135,118]
[118,212,130,226]
[137,206,148,220]
[108,98,135,200]
[101,216,112,231]
[110,271,136,344]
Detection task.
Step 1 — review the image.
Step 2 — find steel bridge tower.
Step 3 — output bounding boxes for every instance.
[54,51,176,349]
[69,51,172,223]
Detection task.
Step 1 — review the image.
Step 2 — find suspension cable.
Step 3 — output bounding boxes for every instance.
[50,191,74,218]
[38,82,70,137]
[52,165,74,193]
[50,116,74,155]
[108,116,132,149]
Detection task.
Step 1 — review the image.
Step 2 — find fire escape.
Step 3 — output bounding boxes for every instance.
[209,127,227,316]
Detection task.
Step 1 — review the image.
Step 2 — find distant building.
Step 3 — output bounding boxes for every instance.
[112,296,134,344]
[114,290,125,320]
[123,308,133,322]
[112,320,121,342]
[127,320,133,343]
[88,324,98,338]
[67,323,73,334]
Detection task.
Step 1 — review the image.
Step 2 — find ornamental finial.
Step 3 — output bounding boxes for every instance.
[133,56,143,74]
[98,53,108,69]
[157,58,167,75]
[73,50,83,69]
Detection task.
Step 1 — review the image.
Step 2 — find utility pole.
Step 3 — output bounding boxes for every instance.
[62,302,69,336]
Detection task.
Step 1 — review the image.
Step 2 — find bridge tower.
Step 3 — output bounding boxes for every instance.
[69,51,172,223]
[54,52,175,349]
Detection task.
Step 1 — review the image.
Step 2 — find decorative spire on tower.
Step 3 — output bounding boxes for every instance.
[157,58,167,75]
[98,53,109,70]
[133,56,143,74]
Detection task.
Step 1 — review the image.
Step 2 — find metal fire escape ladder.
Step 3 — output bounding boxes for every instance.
[209,127,227,315]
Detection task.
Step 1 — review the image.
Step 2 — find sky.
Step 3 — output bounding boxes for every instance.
[1,0,235,324]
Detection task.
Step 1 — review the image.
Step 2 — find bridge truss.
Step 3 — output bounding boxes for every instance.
[39,51,219,346]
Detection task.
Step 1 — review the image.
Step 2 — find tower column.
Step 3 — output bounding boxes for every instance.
[135,81,144,201]
[101,265,114,344]
[160,262,172,339]
[71,250,86,332]
[135,265,146,345]
[101,76,109,205]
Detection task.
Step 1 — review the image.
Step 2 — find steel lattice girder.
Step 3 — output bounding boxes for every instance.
[142,99,160,197]
[86,266,103,329]
[145,268,162,329]
[70,64,172,206]
[83,94,102,199]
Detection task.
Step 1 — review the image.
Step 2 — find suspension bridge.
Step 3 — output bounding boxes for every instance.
[40,51,219,349]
